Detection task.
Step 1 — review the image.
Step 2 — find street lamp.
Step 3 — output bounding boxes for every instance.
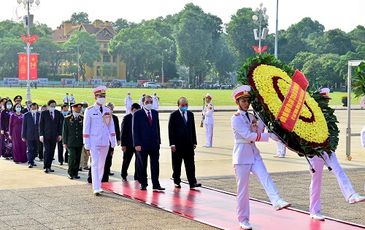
[252,3,269,51]
[17,0,40,102]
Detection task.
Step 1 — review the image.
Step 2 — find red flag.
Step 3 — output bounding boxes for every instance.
[18,53,27,80]
[21,34,38,45]
[18,53,39,81]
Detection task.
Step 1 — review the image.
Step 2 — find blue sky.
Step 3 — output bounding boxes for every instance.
[2,0,364,32]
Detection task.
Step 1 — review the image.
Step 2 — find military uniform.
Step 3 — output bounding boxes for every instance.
[202,94,214,147]
[231,85,290,229]
[83,87,116,194]
[63,112,84,178]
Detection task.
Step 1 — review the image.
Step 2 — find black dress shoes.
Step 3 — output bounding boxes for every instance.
[49,169,55,172]
[28,164,33,168]
[109,172,114,176]
[153,186,166,192]
[32,163,37,167]
[190,183,202,189]
[122,177,128,182]
[44,168,49,173]
[74,175,80,179]
[140,185,147,191]
[174,184,181,189]
[68,175,74,180]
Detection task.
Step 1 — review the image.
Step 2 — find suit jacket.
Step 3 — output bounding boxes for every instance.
[132,109,160,151]
[22,111,40,141]
[112,114,121,143]
[168,110,197,150]
[39,110,63,140]
[121,113,133,148]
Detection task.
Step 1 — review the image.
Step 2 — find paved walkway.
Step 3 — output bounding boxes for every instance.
[0,110,364,229]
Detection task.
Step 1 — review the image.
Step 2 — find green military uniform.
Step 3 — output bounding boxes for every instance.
[62,114,84,178]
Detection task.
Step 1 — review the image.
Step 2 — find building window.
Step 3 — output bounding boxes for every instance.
[103,54,111,63]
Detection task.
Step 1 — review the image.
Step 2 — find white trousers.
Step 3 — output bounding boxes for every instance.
[309,152,355,214]
[234,160,281,222]
[90,146,109,192]
[205,124,213,147]
[276,141,286,157]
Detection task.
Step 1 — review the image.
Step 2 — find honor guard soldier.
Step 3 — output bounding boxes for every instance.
[231,85,290,229]
[83,86,117,195]
[202,93,214,147]
[63,103,84,180]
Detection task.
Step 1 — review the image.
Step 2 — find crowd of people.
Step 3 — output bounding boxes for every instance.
[1,86,365,229]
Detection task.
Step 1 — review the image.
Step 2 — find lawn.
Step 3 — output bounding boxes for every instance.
[0,87,361,107]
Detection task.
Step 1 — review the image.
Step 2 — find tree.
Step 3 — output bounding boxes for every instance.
[226,8,257,62]
[0,37,23,79]
[174,3,221,87]
[311,29,354,55]
[113,18,135,33]
[70,12,90,24]
[64,31,99,81]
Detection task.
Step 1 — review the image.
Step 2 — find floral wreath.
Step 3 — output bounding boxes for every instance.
[239,54,338,157]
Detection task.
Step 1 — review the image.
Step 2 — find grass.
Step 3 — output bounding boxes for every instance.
[0,87,361,107]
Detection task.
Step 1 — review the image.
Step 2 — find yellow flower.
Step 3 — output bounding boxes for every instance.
[251,64,329,144]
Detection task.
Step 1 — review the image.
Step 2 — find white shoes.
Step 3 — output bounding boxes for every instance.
[93,189,104,196]
[273,198,291,210]
[310,212,325,221]
[239,221,252,229]
[348,193,365,204]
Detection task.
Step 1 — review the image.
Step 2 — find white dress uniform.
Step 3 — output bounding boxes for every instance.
[83,87,116,194]
[361,126,365,148]
[308,88,365,219]
[152,95,159,110]
[276,141,286,157]
[124,95,133,115]
[309,151,357,216]
[203,98,214,147]
[231,85,289,228]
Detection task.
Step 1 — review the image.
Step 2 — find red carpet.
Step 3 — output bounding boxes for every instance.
[102,180,365,230]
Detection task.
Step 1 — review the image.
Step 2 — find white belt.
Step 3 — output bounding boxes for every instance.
[234,139,254,144]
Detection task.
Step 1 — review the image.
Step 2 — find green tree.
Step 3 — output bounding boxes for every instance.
[226,8,257,62]
[113,18,135,33]
[0,37,23,79]
[64,31,99,81]
[70,12,90,24]
[174,3,221,87]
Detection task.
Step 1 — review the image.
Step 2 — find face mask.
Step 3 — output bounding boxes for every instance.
[97,97,106,105]
[31,109,37,113]
[15,107,21,112]
[81,108,85,113]
[6,104,12,110]
[49,107,55,112]
[73,112,80,117]
[62,111,69,116]
[144,104,152,111]
[180,106,188,112]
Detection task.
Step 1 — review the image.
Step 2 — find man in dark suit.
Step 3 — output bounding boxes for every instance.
[168,97,201,189]
[133,95,164,191]
[39,99,63,173]
[21,102,40,168]
[120,103,140,181]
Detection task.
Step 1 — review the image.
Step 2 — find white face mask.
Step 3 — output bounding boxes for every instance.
[73,112,80,117]
[15,107,21,112]
[6,104,12,110]
[97,97,106,105]
[144,104,152,111]
[31,109,37,113]
[49,107,55,112]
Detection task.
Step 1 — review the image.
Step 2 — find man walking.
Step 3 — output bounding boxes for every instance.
[39,100,63,173]
[63,103,84,179]
[133,95,164,191]
[21,102,40,168]
[120,103,140,181]
[168,97,201,189]
[124,92,133,115]
[83,86,116,195]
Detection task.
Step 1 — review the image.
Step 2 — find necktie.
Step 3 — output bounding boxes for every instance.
[51,112,54,120]
[147,111,152,126]
[182,111,187,125]
[245,112,250,122]
[32,113,36,124]
[100,106,103,113]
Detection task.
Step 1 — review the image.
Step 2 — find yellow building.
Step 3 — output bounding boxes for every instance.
[52,20,126,80]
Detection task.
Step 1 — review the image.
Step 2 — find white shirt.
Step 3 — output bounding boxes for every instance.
[179,109,188,122]
[203,103,214,125]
